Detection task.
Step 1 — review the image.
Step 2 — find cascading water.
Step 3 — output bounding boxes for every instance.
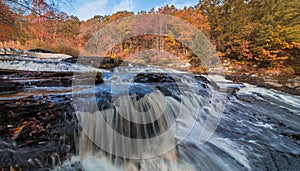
[0,54,105,73]
[4,52,297,171]
[1,56,299,170]
[54,65,300,171]
[68,65,230,171]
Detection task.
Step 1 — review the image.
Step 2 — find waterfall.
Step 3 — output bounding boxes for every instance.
[75,91,206,170]
[70,66,228,170]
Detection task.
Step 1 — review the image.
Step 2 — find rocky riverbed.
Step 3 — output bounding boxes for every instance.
[0,69,78,170]
[0,49,104,170]
[0,49,299,170]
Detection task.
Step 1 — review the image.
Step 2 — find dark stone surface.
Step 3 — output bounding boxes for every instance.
[0,69,104,94]
[63,57,127,71]
[28,48,53,53]
[0,94,77,170]
[0,68,84,170]
[133,73,176,83]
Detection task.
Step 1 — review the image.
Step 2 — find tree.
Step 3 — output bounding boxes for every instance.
[249,0,300,64]
[3,0,72,18]
[0,0,17,41]
[196,0,300,66]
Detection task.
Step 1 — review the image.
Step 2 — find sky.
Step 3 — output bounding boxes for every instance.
[68,0,199,21]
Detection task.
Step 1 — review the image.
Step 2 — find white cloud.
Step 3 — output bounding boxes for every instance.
[112,0,135,13]
[77,0,108,21]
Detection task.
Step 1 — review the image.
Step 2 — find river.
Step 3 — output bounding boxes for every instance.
[0,56,299,170]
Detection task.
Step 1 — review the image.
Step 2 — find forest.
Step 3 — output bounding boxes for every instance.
[1,0,300,75]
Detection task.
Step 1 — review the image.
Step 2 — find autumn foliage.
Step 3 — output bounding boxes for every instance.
[0,0,299,73]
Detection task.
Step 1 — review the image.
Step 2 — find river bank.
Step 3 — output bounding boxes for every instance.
[222,59,300,96]
[190,58,300,96]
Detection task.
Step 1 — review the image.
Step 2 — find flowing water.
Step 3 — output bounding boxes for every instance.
[59,66,300,170]
[0,57,300,170]
[68,66,225,171]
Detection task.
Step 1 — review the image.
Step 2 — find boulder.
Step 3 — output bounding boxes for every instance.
[133,73,176,83]
[28,48,52,53]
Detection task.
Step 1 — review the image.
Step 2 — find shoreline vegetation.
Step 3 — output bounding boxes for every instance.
[0,0,299,95]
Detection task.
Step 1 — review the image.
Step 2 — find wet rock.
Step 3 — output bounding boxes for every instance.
[95,72,103,84]
[28,48,52,53]
[194,74,210,84]
[286,77,300,89]
[220,84,242,95]
[133,73,176,83]
[63,57,130,71]
[0,93,78,170]
[0,143,73,170]
[265,81,283,88]
[0,69,103,94]
[0,48,72,62]
[0,53,102,170]
[0,81,25,92]
[225,74,263,86]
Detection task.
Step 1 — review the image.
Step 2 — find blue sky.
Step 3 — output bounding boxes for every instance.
[68,0,199,21]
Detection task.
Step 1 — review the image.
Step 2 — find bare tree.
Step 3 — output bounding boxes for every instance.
[3,0,72,19]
